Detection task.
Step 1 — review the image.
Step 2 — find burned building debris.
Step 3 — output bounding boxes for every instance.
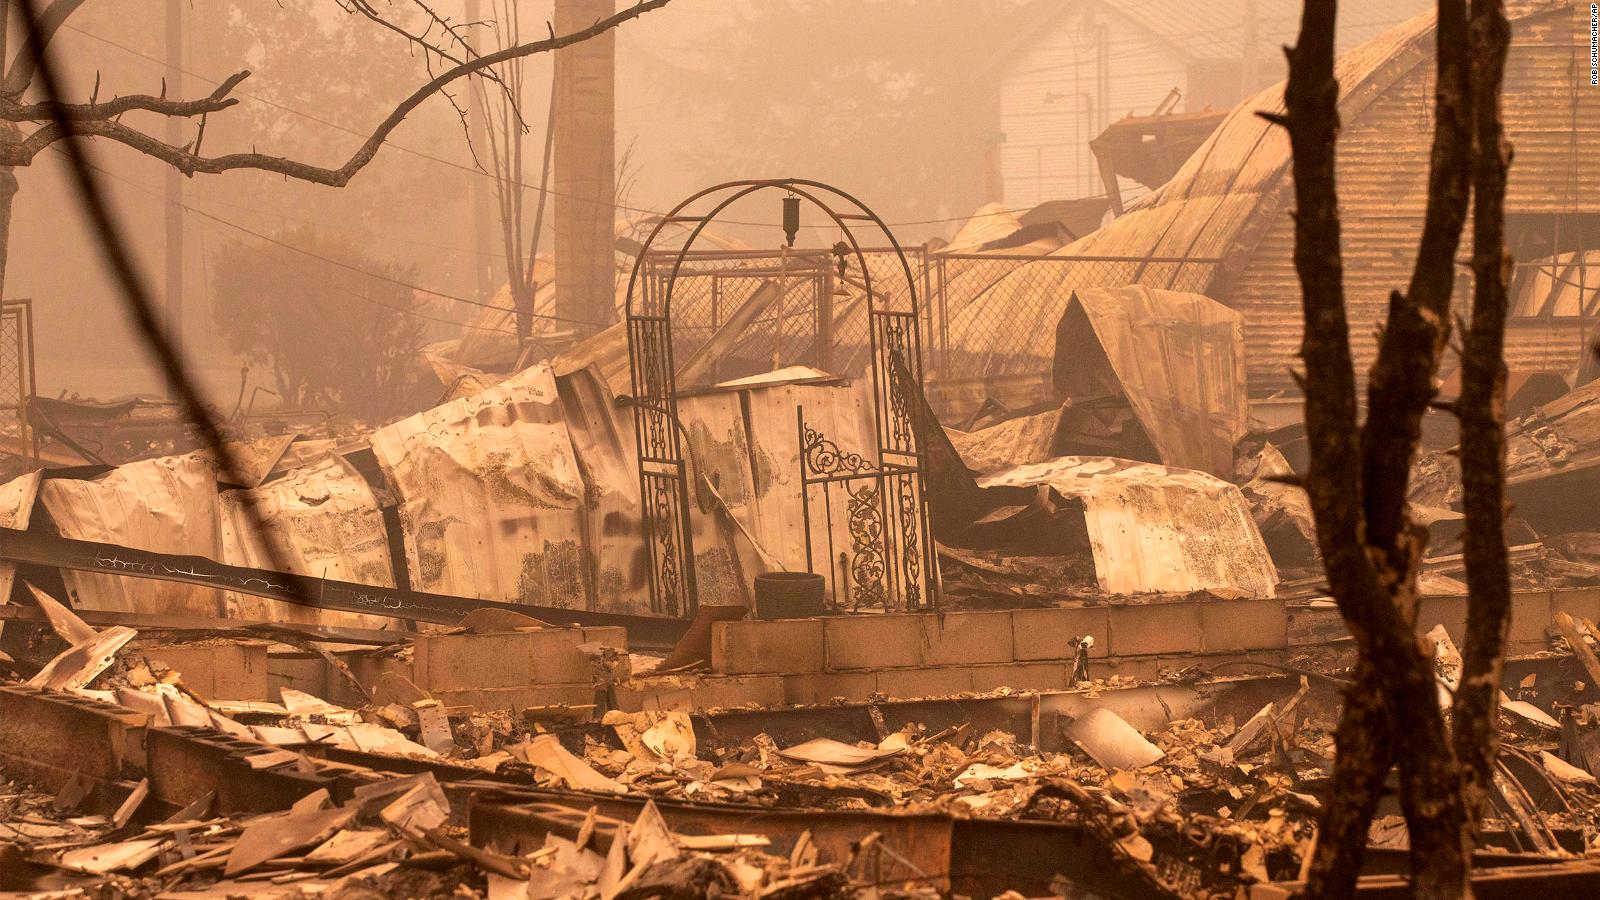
[2,0,1600,898]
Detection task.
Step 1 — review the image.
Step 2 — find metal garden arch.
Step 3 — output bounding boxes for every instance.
[624,178,938,617]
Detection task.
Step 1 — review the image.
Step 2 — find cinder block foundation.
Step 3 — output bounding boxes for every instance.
[140,640,271,701]
[823,615,922,670]
[1199,600,1288,652]
[1011,607,1108,660]
[920,611,1013,666]
[712,619,825,674]
[1107,602,1204,656]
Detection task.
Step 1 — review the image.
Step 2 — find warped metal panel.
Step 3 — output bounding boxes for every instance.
[741,380,879,602]
[661,391,756,609]
[39,454,227,617]
[1054,286,1248,477]
[370,364,592,611]
[0,469,40,639]
[556,366,655,616]
[218,455,396,630]
[980,457,1278,597]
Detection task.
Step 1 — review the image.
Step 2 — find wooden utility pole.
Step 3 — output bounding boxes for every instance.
[553,0,616,335]
[165,0,184,398]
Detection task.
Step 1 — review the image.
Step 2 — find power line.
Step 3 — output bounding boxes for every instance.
[60,21,1036,232]
[56,146,521,334]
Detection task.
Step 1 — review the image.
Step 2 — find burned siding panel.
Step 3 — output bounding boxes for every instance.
[370,364,594,612]
[218,455,396,630]
[39,454,227,617]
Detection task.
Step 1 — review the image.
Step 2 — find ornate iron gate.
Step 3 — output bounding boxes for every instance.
[624,179,939,616]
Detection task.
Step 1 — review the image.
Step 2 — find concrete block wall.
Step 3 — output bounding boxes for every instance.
[690,598,1289,709]
[411,625,627,711]
[142,640,272,701]
[710,599,1288,678]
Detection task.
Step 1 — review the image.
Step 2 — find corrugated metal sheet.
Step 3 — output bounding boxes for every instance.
[0,469,40,638]
[370,364,596,611]
[556,366,657,613]
[39,454,227,617]
[1055,286,1248,476]
[218,455,396,630]
[970,1,1594,397]
[978,456,1277,597]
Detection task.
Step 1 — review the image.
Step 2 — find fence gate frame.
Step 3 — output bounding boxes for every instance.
[624,178,939,617]
[0,300,37,462]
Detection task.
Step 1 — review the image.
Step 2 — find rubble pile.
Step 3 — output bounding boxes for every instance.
[7,584,1600,898]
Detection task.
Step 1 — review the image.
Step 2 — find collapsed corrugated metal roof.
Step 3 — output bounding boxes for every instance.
[1053,286,1247,477]
[940,0,1596,398]
[39,454,228,618]
[978,457,1278,597]
[370,363,607,612]
[219,454,396,630]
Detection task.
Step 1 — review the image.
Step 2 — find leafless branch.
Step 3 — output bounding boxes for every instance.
[0,0,672,183]
[0,71,250,121]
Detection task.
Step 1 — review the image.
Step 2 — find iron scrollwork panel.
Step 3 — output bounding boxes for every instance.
[798,412,935,612]
[872,310,924,459]
[628,314,698,617]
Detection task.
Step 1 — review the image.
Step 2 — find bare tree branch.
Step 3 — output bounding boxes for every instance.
[1,0,87,95]
[0,0,672,185]
[0,70,249,121]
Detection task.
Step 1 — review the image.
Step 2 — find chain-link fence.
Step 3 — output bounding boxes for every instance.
[639,248,1223,398]
[927,254,1221,383]
[0,300,36,461]
[638,247,927,389]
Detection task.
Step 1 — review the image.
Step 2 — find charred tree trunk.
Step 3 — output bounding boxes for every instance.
[1451,0,1515,833]
[1280,0,1514,894]
[1304,670,1393,899]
